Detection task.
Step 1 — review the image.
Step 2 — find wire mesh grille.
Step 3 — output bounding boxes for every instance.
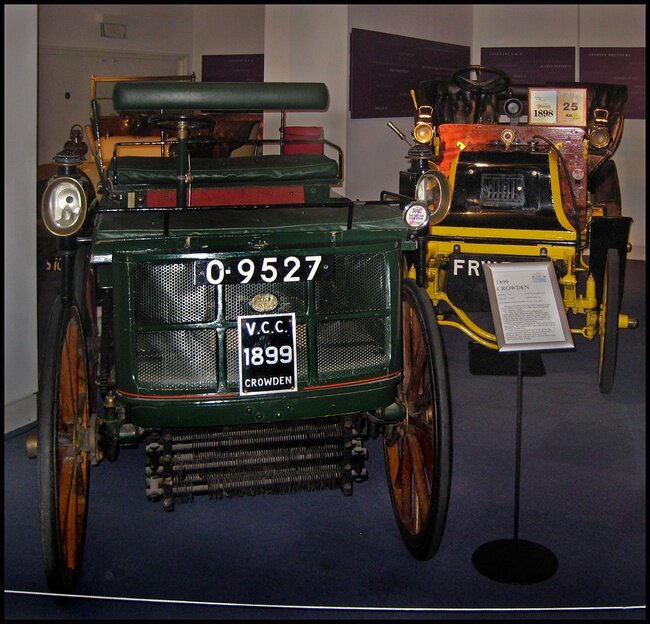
[315,252,387,313]
[133,261,215,324]
[136,329,217,389]
[128,251,391,392]
[316,318,387,376]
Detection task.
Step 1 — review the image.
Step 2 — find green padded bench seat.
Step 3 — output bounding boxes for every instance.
[113,81,329,112]
[108,153,340,186]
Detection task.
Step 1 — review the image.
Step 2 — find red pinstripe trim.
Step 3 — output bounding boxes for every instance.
[304,371,401,391]
[116,389,238,400]
[116,371,401,401]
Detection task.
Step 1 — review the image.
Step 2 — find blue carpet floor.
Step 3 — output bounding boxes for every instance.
[4,260,645,620]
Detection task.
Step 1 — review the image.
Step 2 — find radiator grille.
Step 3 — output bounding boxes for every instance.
[480,174,525,208]
[124,251,393,393]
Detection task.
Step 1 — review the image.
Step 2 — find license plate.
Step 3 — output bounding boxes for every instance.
[446,253,549,312]
[448,253,547,279]
[195,255,334,285]
[238,313,298,395]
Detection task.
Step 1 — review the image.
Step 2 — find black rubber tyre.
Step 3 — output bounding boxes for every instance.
[73,244,97,401]
[384,279,452,560]
[38,298,91,592]
[598,248,621,394]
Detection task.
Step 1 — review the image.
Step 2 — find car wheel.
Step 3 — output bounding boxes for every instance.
[384,279,452,560]
[38,298,91,592]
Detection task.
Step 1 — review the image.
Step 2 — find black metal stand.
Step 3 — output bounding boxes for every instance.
[472,352,558,584]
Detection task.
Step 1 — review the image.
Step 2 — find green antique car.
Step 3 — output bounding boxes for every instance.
[32,80,452,592]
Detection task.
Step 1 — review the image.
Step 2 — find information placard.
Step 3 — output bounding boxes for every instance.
[580,47,645,120]
[350,28,470,119]
[484,262,574,352]
[481,46,575,84]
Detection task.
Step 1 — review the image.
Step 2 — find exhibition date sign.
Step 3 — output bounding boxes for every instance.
[528,88,587,126]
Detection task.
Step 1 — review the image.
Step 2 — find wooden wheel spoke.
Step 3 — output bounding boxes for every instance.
[406,337,427,400]
[58,456,77,563]
[59,336,75,427]
[386,436,400,484]
[406,432,431,528]
[411,421,434,480]
[409,379,432,414]
[59,441,89,573]
[395,436,413,522]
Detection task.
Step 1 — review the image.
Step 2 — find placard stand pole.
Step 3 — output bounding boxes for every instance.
[513,351,523,542]
[472,352,558,584]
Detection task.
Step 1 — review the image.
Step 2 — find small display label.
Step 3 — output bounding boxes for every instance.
[529,88,558,124]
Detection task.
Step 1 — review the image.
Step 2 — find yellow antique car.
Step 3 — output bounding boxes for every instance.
[386,65,637,393]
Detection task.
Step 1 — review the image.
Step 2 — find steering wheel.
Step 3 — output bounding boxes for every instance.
[149,112,214,132]
[452,65,511,95]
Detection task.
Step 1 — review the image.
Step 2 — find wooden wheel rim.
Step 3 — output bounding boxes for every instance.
[387,298,435,535]
[39,303,91,591]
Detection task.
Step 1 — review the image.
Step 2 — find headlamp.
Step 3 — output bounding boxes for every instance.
[413,106,434,144]
[41,176,88,236]
[415,168,452,226]
[589,108,610,149]
[504,97,524,123]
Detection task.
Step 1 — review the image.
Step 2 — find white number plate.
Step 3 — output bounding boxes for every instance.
[195,255,334,285]
[238,313,298,395]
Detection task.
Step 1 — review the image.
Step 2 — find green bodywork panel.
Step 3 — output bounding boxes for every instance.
[92,201,411,428]
[108,154,339,186]
[93,203,409,250]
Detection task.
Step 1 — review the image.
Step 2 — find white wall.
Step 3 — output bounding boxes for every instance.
[4,5,38,423]
[345,5,474,201]
[473,4,646,259]
[579,5,645,261]
[37,4,195,163]
[38,4,194,54]
[263,4,349,193]
[191,4,265,78]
